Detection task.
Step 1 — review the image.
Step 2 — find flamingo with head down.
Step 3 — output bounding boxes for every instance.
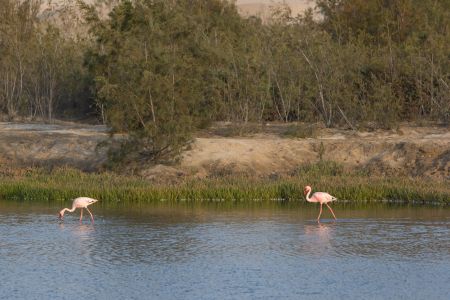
[304,186,337,221]
[58,197,99,223]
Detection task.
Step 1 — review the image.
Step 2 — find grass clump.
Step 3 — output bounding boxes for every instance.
[294,160,344,177]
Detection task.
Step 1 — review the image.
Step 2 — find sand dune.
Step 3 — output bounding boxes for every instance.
[237,1,314,18]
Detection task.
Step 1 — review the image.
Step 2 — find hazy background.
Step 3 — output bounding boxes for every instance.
[41,0,315,19]
[236,0,314,17]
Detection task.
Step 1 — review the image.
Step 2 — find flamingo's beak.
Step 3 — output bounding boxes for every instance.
[58,212,63,220]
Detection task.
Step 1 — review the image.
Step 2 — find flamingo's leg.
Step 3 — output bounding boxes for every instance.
[326,203,337,220]
[79,208,83,222]
[317,203,323,221]
[86,207,94,223]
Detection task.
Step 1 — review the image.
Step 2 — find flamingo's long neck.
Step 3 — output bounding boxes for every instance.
[305,189,313,202]
[63,205,77,213]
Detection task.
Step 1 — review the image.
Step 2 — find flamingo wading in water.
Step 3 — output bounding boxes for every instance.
[304,186,337,221]
[58,197,99,223]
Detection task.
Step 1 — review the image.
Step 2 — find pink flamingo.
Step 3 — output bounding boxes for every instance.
[304,185,337,221]
[58,197,99,223]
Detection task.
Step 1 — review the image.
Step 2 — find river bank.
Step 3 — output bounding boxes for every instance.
[0,166,448,205]
[0,121,448,204]
[0,121,449,181]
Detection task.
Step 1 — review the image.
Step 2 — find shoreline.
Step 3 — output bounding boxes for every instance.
[0,121,448,206]
[0,167,448,205]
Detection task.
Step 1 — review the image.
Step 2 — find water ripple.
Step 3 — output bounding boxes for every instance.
[0,203,449,299]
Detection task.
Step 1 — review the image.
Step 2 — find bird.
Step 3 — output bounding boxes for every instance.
[58,197,99,223]
[304,185,337,222]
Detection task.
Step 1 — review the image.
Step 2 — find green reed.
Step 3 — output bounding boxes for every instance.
[0,166,448,205]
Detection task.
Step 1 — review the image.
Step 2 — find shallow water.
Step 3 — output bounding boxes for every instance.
[0,201,449,299]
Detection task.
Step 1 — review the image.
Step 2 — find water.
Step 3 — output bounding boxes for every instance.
[0,201,449,299]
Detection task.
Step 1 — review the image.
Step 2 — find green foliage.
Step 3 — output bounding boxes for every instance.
[0,167,448,204]
[83,0,257,163]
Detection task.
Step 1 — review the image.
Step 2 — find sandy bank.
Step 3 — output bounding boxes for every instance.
[0,122,448,180]
[0,122,109,171]
[178,124,450,180]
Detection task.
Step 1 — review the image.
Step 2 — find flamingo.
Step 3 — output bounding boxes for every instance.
[58,197,99,223]
[304,185,337,221]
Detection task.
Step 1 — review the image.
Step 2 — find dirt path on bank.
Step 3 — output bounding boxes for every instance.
[0,122,448,180]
